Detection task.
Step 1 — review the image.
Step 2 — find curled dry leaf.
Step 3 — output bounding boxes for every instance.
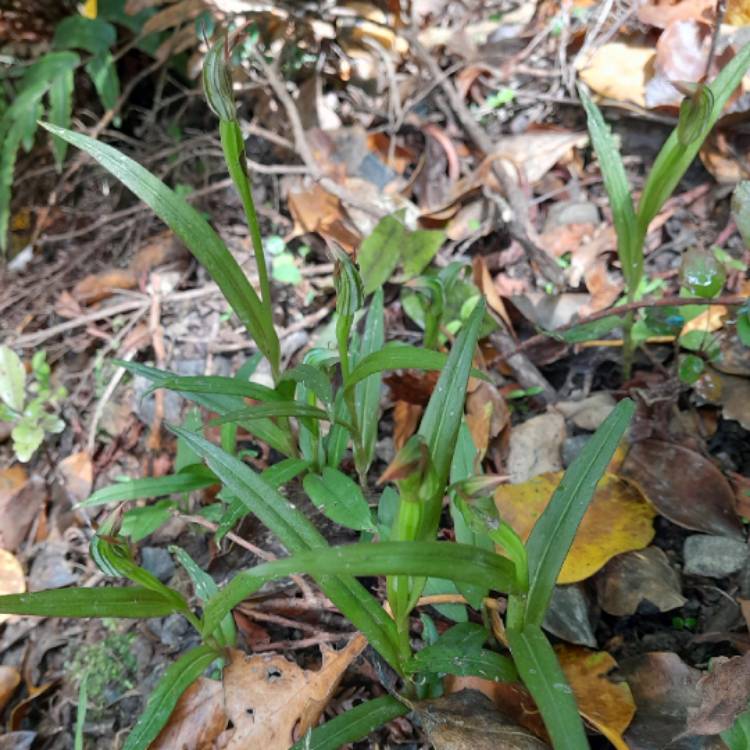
[415,689,550,750]
[220,634,366,749]
[150,677,227,750]
[466,382,509,460]
[0,666,20,712]
[0,548,25,625]
[596,546,686,617]
[556,645,636,750]
[554,392,616,432]
[621,439,743,539]
[287,183,361,253]
[494,472,655,583]
[393,400,423,451]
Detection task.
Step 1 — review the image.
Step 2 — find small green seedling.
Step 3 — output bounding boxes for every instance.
[0,346,66,462]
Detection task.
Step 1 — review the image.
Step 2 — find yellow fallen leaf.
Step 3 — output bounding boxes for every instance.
[0,665,20,712]
[494,472,655,583]
[81,0,97,18]
[577,43,654,107]
[680,305,727,337]
[728,0,750,25]
[557,645,636,750]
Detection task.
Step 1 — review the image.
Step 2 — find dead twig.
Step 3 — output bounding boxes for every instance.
[513,294,748,355]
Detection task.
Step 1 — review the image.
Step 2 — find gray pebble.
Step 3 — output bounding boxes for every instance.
[683,535,749,578]
[140,546,175,583]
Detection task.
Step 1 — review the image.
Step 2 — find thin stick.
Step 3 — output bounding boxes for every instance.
[513,294,747,355]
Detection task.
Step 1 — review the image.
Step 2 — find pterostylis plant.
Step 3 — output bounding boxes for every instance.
[578,43,750,377]
[0,35,635,749]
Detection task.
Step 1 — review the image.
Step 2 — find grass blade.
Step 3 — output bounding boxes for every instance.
[122,644,220,750]
[507,625,588,750]
[417,299,485,536]
[39,124,279,368]
[291,695,408,750]
[201,541,517,637]
[0,586,181,618]
[578,87,639,290]
[523,399,634,626]
[79,465,217,508]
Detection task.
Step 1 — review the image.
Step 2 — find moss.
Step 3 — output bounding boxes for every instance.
[68,621,137,712]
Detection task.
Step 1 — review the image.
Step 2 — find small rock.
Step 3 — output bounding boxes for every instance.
[683,535,749,578]
[543,200,600,231]
[555,392,616,431]
[140,547,175,583]
[28,543,78,591]
[562,434,590,468]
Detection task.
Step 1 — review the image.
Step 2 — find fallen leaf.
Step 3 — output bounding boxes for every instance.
[221,634,366,748]
[384,370,439,406]
[466,382,509,459]
[473,256,514,333]
[0,666,20,712]
[577,43,654,107]
[700,131,750,183]
[542,583,597,648]
[415,689,550,749]
[583,260,622,313]
[637,0,715,27]
[681,305,728,337]
[131,231,187,276]
[728,0,750,24]
[71,268,137,304]
[712,371,750,430]
[554,392,616,432]
[556,645,636,749]
[0,467,45,552]
[141,0,205,34]
[506,413,565,484]
[715,326,750,376]
[621,439,743,539]
[620,652,702,749]
[151,677,227,749]
[58,452,93,504]
[0,549,25,625]
[287,183,361,253]
[494,472,655,583]
[684,652,750,736]
[596,546,686,616]
[393,400,423,451]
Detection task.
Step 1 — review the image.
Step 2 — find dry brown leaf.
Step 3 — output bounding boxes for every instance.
[0,467,45,552]
[0,549,25,625]
[700,131,750,183]
[684,652,750,736]
[287,184,361,253]
[596,546,686,616]
[71,269,137,304]
[384,370,439,406]
[577,43,654,107]
[220,634,366,748]
[466,382,509,459]
[583,260,622,313]
[556,645,636,749]
[622,439,743,539]
[495,472,655,583]
[58,452,93,505]
[142,0,206,35]
[54,290,83,319]
[620,651,702,748]
[473,256,514,333]
[0,666,20,712]
[151,677,227,749]
[393,400,423,451]
[637,0,716,28]
[415,689,550,750]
